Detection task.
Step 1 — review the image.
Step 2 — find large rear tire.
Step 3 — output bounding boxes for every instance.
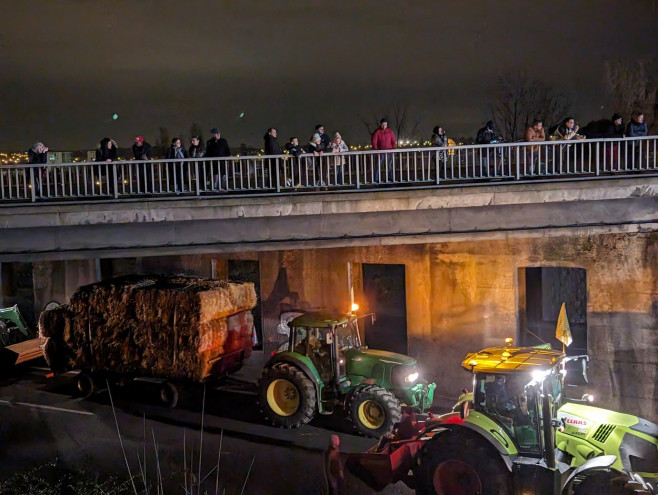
[413,430,512,495]
[349,385,401,437]
[258,363,316,428]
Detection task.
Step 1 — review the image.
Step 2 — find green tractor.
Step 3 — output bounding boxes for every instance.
[258,311,436,436]
[347,341,657,494]
[0,305,33,347]
[0,305,43,367]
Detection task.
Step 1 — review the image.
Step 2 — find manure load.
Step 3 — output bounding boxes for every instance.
[39,275,257,382]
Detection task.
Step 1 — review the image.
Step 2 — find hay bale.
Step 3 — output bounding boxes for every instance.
[38,275,257,382]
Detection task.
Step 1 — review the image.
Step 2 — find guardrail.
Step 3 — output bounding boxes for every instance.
[1,136,656,203]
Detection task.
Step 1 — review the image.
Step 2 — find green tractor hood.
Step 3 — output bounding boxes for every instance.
[347,347,417,377]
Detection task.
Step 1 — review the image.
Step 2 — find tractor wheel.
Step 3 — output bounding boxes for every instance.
[258,363,316,428]
[159,382,179,408]
[76,372,96,398]
[349,385,402,437]
[413,430,511,495]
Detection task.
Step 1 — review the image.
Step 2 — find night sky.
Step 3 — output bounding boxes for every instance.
[1,0,657,151]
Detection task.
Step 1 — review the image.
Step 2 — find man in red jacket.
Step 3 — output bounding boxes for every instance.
[371,118,396,182]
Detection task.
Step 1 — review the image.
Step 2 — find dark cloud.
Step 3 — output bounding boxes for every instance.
[1,0,656,150]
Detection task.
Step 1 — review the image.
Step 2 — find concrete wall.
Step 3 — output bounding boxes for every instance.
[87,232,657,420]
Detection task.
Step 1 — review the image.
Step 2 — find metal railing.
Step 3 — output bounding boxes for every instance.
[1,136,656,203]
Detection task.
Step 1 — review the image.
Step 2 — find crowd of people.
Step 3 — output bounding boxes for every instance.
[23,111,651,191]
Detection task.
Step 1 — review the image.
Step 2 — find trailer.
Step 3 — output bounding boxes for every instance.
[38,275,258,406]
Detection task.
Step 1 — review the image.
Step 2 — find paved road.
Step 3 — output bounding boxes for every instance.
[0,361,413,494]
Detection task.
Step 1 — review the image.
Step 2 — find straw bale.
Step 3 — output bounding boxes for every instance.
[38,275,257,381]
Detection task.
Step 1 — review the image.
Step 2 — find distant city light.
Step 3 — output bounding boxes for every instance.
[112,113,119,120]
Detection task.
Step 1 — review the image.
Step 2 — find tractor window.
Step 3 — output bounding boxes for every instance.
[336,322,358,350]
[476,373,541,454]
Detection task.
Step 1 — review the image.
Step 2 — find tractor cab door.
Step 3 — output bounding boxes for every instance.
[475,372,542,455]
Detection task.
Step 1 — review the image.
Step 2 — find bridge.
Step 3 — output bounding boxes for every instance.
[1,136,656,203]
[1,136,657,421]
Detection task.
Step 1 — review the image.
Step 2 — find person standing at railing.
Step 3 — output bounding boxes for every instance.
[284,137,304,187]
[188,135,205,191]
[626,112,648,167]
[307,133,326,186]
[311,124,331,153]
[371,118,396,182]
[95,138,118,195]
[263,128,283,187]
[606,114,625,171]
[475,120,501,176]
[132,136,153,193]
[430,126,448,180]
[524,119,545,175]
[330,132,349,185]
[28,142,48,195]
[206,128,231,190]
[166,138,189,193]
[555,117,586,172]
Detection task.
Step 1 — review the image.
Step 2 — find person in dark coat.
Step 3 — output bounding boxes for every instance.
[132,136,153,192]
[206,128,231,189]
[264,128,282,155]
[96,138,118,162]
[95,138,118,195]
[626,112,648,166]
[188,135,206,158]
[132,136,152,161]
[165,138,189,193]
[28,142,48,195]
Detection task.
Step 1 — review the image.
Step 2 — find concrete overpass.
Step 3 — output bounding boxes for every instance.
[1,176,656,262]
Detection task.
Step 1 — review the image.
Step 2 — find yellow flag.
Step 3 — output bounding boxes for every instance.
[555,303,573,347]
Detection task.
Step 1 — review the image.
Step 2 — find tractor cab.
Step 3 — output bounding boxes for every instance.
[463,342,565,457]
[288,312,361,384]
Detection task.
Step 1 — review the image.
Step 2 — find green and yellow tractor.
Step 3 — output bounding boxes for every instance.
[347,340,657,494]
[258,310,436,436]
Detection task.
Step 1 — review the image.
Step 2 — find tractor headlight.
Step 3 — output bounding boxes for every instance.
[405,372,419,383]
[392,365,420,386]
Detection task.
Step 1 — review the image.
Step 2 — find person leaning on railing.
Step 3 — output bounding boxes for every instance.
[95,138,118,195]
[554,117,586,170]
[524,119,545,175]
[28,142,48,195]
[132,136,153,193]
[626,112,648,166]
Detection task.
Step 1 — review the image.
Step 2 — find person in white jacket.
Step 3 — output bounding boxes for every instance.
[330,132,349,184]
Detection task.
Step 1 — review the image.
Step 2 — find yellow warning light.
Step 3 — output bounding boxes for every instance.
[469,360,477,367]
[504,337,514,345]
[350,303,359,312]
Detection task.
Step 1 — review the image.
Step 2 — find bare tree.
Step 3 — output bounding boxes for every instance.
[605,58,658,132]
[359,103,420,143]
[490,72,571,141]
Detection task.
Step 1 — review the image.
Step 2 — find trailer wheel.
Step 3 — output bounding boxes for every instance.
[76,372,96,398]
[258,363,316,428]
[349,385,401,437]
[159,382,179,408]
[414,430,511,495]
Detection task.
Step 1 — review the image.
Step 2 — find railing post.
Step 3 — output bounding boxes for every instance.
[435,151,440,184]
[515,146,521,180]
[595,141,600,176]
[355,155,361,189]
[275,158,281,193]
[29,167,36,202]
[112,163,119,199]
[195,161,200,196]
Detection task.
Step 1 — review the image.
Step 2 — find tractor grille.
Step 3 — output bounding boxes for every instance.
[592,424,615,443]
